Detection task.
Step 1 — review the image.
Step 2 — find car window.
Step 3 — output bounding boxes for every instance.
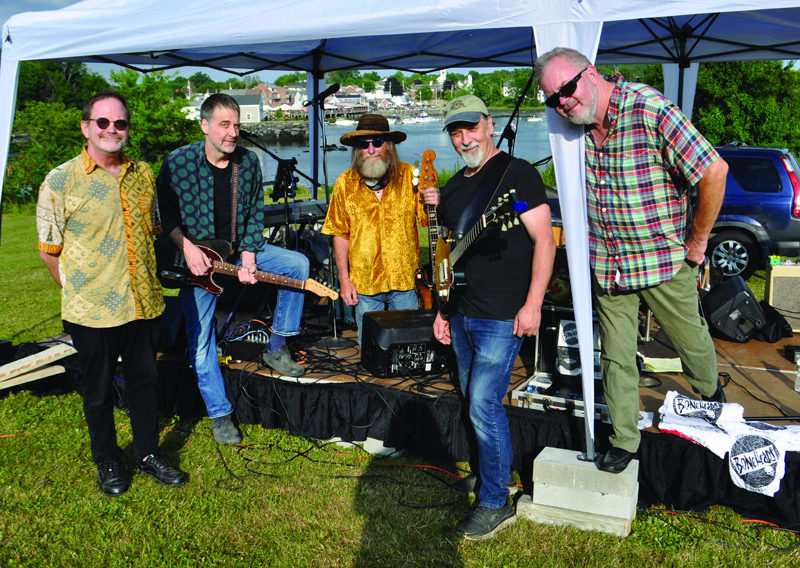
[726,157,783,193]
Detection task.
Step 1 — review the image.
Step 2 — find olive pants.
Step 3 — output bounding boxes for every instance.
[593,262,719,453]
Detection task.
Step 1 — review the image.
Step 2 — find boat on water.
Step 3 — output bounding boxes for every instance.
[334,118,355,126]
[526,115,544,122]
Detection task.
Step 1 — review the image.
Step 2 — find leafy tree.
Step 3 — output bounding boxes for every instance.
[362,71,381,82]
[416,85,433,101]
[327,69,361,87]
[693,61,800,155]
[362,79,376,93]
[15,61,110,111]
[110,69,199,169]
[275,72,306,86]
[5,102,84,205]
[187,71,217,94]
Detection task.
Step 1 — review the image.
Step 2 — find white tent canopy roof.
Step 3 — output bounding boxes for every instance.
[5,0,800,455]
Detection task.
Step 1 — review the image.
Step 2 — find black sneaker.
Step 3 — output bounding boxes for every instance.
[262,345,305,377]
[702,380,727,403]
[456,501,516,540]
[97,460,129,497]
[211,414,242,444]
[137,453,188,487]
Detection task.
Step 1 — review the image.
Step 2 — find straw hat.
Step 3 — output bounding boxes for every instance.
[339,114,407,146]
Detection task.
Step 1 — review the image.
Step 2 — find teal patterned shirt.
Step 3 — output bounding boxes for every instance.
[156,140,266,253]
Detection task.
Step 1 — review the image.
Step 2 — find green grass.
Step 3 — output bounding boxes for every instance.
[2,210,800,567]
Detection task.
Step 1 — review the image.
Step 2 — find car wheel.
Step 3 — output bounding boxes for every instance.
[708,231,760,280]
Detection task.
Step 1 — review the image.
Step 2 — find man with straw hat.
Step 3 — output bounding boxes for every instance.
[322,114,438,345]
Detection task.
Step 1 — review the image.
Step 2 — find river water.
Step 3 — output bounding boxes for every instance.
[244,113,552,193]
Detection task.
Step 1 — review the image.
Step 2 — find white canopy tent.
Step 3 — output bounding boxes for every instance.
[4,0,800,457]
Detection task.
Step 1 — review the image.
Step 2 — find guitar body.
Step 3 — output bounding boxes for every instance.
[156,238,232,293]
[155,238,339,300]
[416,149,439,310]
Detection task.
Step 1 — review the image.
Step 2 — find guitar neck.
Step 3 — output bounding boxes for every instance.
[427,203,439,262]
[211,261,305,291]
[450,216,486,267]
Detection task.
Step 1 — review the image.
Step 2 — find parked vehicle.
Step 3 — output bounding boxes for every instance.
[545,142,800,281]
[709,143,800,279]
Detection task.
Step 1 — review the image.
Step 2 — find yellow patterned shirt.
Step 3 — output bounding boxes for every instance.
[322,162,427,295]
[36,147,164,327]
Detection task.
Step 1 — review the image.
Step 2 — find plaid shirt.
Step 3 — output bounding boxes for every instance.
[585,75,719,293]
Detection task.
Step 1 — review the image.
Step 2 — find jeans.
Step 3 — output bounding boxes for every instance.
[64,318,161,463]
[354,289,419,345]
[181,241,309,418]
[449,314,522,509]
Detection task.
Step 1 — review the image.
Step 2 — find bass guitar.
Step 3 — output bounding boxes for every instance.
[434,190,524,304]
[414,149,439,310]
[156,238,339,300]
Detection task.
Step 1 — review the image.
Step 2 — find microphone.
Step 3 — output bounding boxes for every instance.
[303,83,340,107]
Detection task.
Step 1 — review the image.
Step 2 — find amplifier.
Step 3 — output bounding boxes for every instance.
[360,310,450,378]
[765,264,800,332]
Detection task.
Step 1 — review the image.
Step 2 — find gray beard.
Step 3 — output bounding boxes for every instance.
[358,155,389,179]
[459,144,484,170]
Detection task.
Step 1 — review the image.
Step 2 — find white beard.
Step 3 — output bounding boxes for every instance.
[459,143,484,170]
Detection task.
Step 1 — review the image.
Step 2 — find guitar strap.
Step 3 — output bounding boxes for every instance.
[229,160,240,256]
[453,152,513,239]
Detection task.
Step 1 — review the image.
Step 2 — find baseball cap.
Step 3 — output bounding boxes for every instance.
[442,95,489,129]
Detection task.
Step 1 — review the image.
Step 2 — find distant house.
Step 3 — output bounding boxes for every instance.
[229,94,264,122]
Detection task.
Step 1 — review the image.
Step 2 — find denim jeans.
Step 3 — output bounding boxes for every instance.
[181,241,309,418]
[354,289,418,345]
[449,314,522,509]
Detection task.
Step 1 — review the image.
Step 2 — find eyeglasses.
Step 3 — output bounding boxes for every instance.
[87,117,129,130]
[544,67,589,109]
[356,138,385,149]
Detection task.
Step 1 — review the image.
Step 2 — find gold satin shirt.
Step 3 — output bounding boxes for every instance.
[37,147,164,327]
[322,162,428,295]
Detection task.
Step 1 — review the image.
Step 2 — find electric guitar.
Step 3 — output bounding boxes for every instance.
[414,149,439,310]
[156,238,339,300]
[434,190,524,304]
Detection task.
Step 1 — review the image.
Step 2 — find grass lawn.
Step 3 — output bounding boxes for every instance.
[1,210,799,567]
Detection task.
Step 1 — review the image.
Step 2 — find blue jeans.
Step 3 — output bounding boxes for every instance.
[450,314,522,509]
[181,242,309,418]
[354,289,418,345]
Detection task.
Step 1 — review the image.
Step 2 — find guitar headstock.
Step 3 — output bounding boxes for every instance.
[485,189,527,231]
[304,278,340,301]
[420,149,438,190]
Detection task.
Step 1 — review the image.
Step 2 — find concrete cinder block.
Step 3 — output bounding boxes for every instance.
[517,446,638,537]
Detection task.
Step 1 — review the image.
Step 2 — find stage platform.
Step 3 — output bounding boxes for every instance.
[196,309,800,528]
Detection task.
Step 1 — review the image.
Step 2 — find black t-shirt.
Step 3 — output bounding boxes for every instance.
[438,152,548,319]
[208,159,233,241]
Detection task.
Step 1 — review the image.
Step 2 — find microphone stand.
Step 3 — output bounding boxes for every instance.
[310,94,356,350]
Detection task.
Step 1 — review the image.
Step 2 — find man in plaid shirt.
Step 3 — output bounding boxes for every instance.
[536,47,729,474]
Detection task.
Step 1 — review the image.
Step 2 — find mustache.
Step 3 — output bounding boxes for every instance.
[460,142,479,153]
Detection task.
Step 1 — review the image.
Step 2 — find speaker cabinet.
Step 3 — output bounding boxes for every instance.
[765,264,800,332]
[360,310,450,378]
[702,276,766,342]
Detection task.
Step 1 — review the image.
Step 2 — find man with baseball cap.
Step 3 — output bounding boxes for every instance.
[434,95,555,540]
[322,114,438,345]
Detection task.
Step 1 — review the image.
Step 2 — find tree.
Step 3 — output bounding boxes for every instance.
[110,69,199,168]
[16,61,110,111]
[327,69,361,87]
[416,85,433,101]
[5,102,85,205]
[275,72,306,86]
[187,71,217,94]
[693,61,800,155]
[363,71,381,82]
[362,79,376,93]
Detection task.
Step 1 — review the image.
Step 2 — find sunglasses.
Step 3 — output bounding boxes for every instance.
[87,117,129,130]
[544,67,589,109]
[356,138,385,149]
